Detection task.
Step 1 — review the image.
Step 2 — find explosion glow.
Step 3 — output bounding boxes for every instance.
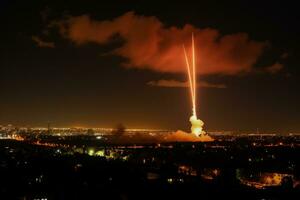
[183,33,205,137]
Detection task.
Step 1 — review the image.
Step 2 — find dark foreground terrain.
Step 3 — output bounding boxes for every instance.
[0,137,299,200]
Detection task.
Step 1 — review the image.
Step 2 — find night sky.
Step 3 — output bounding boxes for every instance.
[0,0,299,132]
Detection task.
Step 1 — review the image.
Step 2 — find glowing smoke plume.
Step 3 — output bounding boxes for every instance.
[183,33,206,137]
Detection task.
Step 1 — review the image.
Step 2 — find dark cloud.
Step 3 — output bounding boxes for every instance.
[147,79,226,89]
[32,36,55,48]
[265,62,283,74]
[280,52,289,59]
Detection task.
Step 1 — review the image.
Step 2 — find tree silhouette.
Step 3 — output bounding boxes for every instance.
[112,123,126,137]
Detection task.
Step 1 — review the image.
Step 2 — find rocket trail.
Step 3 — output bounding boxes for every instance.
[183,44,195,113]
[183,33,206,137]
[192,33,197,117]
[183,33,197,118]
[172,33,212,140]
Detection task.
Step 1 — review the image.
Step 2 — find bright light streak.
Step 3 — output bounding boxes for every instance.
[183,44,195,114]
[192,32,197,117]
[183,33,206,137]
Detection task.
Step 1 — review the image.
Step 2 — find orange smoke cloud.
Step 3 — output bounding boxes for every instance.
[56,12,268,75]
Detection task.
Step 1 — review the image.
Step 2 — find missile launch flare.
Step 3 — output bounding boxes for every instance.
[183,33,205,137]
[164,33,214,142]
